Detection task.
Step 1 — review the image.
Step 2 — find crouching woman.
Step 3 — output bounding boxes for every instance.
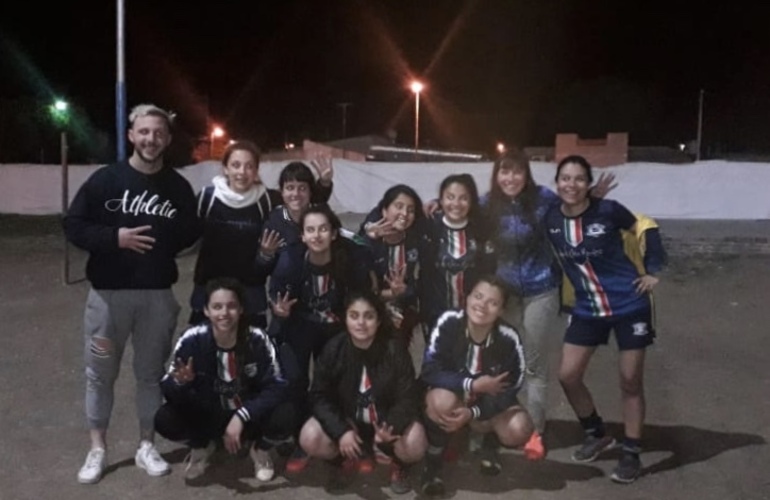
[154,277,293,482]
[419,275,534,496]
[299,289,427,494]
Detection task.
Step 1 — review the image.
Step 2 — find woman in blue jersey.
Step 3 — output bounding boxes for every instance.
[269,203,375,472]
[421,174,495,332]
[155,277,292,482]
[480,149,616,460]
[545,155,665,484]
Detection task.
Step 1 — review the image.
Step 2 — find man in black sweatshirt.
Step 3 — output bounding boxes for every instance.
[64,104,200,484]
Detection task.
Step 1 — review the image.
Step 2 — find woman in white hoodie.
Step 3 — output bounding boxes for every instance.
[189,140,284,328]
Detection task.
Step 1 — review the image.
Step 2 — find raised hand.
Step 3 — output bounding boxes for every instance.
[471,372,510,396]
[270,291,298,318]
[311,155,334,186]
[364,217,396,239]
[259,229,284,257]
[423,199,440,217]
[384,266,407,298]
[591,172,619,199]
[118,225,155,254]
[171,356,195,384]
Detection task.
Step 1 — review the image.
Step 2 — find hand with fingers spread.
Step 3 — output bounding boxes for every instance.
[311,155,334,186]
[259,229,284,258]
[471,372,511,396]
[171,357,196,385]
[270,291,298,318]
[374,422,400,444]
[438,407,472,433]
[591,172,619,199]
[118,225,155,254]
[364,217,395,240]
[384,266,407,298]
[223,415,244,454]
[338,429,363,459]
[633,274,659,294]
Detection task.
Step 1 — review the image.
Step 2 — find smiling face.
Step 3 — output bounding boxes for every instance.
[301,212,336,254]
[346,298,380,349]
[496,163,528,199]
[440,182,471,224]
[128,114,171,164]
[204,288,242,338]
[222,149,259,194]
[282,180,312,215]
[556,162,591,209]
[465,280,505,330]
[381,193,416,232]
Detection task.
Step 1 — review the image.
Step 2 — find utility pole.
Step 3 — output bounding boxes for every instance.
[696,88,704,161]
[337,102,352,138]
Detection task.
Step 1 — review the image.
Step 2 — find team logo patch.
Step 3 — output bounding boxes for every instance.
[244,362,258,377]
[631,322,649,336]
[549,227,561,234]
[407,248,419,262]
[586,223,606,237]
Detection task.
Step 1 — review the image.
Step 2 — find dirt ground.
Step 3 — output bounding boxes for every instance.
[0,215,768,500]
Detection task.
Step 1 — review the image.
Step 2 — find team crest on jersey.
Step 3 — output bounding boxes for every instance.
[407,248,419,262]
[586,223,606,237]
[244,362,258,377]
[631,322,648,336]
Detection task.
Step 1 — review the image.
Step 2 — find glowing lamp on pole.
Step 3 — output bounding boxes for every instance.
[410,80,424,153]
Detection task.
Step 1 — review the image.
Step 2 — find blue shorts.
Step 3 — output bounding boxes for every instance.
[564,308,655,350]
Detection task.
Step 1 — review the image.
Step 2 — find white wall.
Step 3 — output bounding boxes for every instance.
[1,159,768,219]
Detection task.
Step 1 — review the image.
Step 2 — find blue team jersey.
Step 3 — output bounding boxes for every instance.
[545,198,650,318]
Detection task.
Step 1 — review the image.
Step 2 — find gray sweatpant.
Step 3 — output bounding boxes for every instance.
[502,288,564,434]
[83,288,180,434]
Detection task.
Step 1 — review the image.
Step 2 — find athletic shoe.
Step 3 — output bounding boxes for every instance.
[135,441,171,476]
[77,448,107,484]
[389,462,411,495]
[183,442,215,480]
[250,447,275,482]
[523,431,546,461]
[285,446,309,474]
[610,454,642,484]
[420,459,445,497]
[571,435,616,463]
[479,433,502,476]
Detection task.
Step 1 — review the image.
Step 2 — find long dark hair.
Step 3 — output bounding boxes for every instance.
[343,288,396,344]
[487,149,539,226]
[300,204,352,294]
[204,277,252,376]
[375,184,425,230]
[555,155,594,184]
[439,173,481,221]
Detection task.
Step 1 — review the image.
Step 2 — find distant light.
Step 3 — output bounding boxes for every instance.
[211,126,225,138]
[54,100,69,112]
[410,81,424,94]
[496,142,506,154]
[678,143,686,151]
[285,142,295,150]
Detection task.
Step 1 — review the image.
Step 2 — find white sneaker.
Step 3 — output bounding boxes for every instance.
[249,447,275,482]
[183,442,215,480]
[135,440,171,477]
[77,448,107,484]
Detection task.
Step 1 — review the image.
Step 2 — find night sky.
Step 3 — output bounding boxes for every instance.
[2,0,770,160]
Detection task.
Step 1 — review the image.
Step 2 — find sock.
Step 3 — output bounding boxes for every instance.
[622,436,642,459]
[578,410,605,438]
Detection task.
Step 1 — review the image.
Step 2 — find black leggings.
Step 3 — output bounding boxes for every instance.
[154,399,295,449]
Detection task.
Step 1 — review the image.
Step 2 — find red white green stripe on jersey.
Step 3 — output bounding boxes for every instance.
[447,229,467,258]
[446,271,465,308]
[564,218,584,247]
[576,261,613,316]
[356,367,378,424]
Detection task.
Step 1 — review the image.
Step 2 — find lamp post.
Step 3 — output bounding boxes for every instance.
[410,80,424,153]
[210,125,225,158]
[50,99,72,283]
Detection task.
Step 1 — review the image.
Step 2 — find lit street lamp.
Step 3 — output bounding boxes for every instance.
[49,99,73,283]
[410,80,424,153]
[210,125,225,158]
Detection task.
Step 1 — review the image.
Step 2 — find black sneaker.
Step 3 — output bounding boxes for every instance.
[420,458,445,497]
[610,454,642,484]
[571,435,616,463]
[478,433,502,476]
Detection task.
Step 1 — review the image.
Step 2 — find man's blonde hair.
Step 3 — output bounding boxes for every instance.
[128,104,175,127]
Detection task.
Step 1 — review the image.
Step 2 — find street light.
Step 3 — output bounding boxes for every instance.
[49,99,73,283]
[410,80,424,153]
[210,125,225,158]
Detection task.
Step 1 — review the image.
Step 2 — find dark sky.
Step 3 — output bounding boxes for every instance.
[2,0,770,157]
